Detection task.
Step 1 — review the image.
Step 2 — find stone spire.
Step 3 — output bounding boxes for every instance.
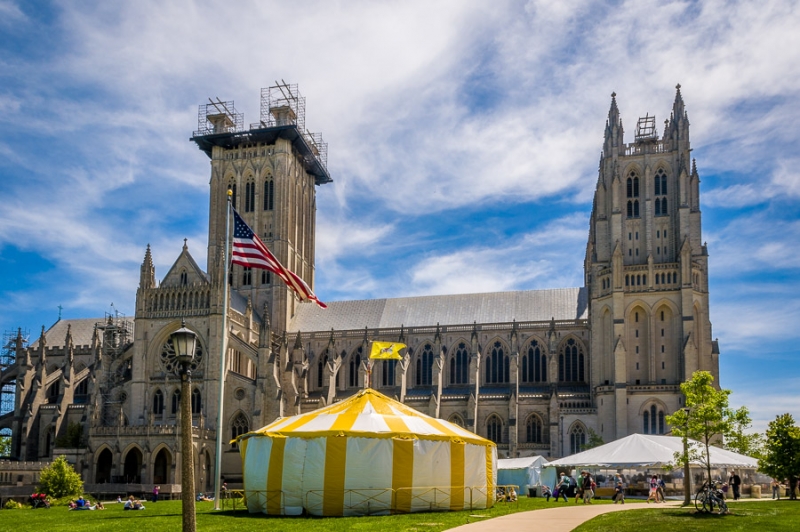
[140,244,156,290]
[604,92,624,152]
[667,84,690,142]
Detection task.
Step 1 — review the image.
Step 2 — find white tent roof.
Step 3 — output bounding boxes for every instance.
[547,434,759,469]
[498,456,548,470]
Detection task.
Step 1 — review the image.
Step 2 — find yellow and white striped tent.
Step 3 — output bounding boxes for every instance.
[236,388,497,516]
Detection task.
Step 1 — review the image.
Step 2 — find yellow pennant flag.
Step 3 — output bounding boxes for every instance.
[370,341,406,360]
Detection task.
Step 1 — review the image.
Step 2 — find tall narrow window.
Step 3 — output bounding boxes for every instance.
[382,359,396,387]
[522,340,546,383]
[655,169,668,216]
[242,267,252,286]
[485,341,509,384]
[191,388,202,414]
[153,389,164,415]
[349,347,363,387]
[317,351,328,388]
[244,181,255,212]
[261,270,270,285]
[487,415,502,443]
[526,415,543,443]
[569,424,586,454]
[263,178,274,211]
[450,342,469,385]
[171,390,180,414]
[559,338,584,382]
[416,343,434,386]
[230,413,249,449]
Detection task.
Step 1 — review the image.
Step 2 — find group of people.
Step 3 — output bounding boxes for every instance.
[68,496,104,510]
[546,471,599,504]
[495,486,518,502]
[123,495,145,510]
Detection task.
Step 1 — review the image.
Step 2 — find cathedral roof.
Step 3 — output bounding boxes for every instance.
[30,318,105,349]
[289,287,587,333]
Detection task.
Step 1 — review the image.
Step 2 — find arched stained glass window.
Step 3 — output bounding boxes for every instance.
[485,341,509,384]
[569,424,586,455]
[526,415,543,443]
[450,342,469,385]
[487,415,503,443]
[416,344,434,386]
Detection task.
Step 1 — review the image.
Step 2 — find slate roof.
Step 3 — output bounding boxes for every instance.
[289,287,587,333]
[31,318,107,349]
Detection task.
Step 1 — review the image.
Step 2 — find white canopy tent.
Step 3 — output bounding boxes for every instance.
[546,434,759,469]
[497,456,550,495]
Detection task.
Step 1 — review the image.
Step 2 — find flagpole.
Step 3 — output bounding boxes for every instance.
[213,191,232,510]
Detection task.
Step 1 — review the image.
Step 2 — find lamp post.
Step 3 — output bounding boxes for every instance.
[682,406,691,506]
[171,321,197,532]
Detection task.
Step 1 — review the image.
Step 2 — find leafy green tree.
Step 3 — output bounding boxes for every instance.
[724,406,763,458]
[38,455,83,499]
[581,428,604,451]
[758,413,800,500]
[666,371,746,486]
[0,434,11,456]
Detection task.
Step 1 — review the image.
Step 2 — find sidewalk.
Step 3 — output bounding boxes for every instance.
[448,500,683,532]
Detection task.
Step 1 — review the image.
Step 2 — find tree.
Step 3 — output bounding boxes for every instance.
[55,423,83,448]
[0,434,11,457]
[758,413,800,500]
[581,428,604,451]
[724,406,763,458]
[665,371,745,486]
[38,455,83,499]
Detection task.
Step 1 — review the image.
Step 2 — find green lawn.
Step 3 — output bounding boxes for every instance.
[0,496,594,532]
[573,500,800,532]
[3,498,794,531]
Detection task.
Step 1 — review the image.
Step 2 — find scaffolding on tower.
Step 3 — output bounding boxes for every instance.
[1,329,28,419]
[95,309,133,427]
[635,113,658,142]
[194,98,245,137]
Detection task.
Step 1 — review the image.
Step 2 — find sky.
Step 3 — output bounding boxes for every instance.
[0,0,798,433]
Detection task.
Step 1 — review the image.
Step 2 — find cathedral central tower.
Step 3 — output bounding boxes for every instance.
[191,84,331,331]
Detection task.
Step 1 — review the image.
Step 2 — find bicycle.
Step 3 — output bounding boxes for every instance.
[694,480,729,514]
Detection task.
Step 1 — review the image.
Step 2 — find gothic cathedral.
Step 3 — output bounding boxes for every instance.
[2,84,718,495]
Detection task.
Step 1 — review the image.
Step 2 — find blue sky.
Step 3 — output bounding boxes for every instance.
[1,0,798,432]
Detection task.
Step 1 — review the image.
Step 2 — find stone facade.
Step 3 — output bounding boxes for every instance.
[0,86,719,494]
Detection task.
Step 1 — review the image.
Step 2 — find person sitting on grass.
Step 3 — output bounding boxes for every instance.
[95,500,105,510]
[507,487,517,502]
[124,495,145,510]
[196,492,213,502]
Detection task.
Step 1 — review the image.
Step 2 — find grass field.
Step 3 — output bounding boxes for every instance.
[0,495,596,532]
[573,500,800,532]
[1,497,795,531]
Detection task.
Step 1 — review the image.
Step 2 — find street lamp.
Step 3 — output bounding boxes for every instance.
[171,321,197,532]
[682,406,691,507]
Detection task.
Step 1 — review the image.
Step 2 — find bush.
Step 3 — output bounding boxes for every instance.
[38,456,83,499]
[4,499,23,509]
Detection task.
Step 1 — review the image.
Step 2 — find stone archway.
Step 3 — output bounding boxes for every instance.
[123,447,143,483]
[95,448,113,483]
[153,447,171,485]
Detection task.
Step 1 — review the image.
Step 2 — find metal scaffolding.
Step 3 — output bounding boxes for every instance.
[1,329,28,417]
[95,311,133,427]
[635,113,658,141]
[194,98,244,137]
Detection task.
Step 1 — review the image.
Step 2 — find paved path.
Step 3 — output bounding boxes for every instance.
[449,501,682,532]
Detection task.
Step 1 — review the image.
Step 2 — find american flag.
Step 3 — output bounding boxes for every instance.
[231,208,327,309]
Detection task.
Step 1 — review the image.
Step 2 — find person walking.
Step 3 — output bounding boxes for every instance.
[613,474,625,504]
[656,476,666,502]
[556,473,570,502]
[772,478,781,499]
[152,485,160,503]
[583,472,595,504]
[729,471,741,501]
[647,475,659,503]
[575,471,585,503]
